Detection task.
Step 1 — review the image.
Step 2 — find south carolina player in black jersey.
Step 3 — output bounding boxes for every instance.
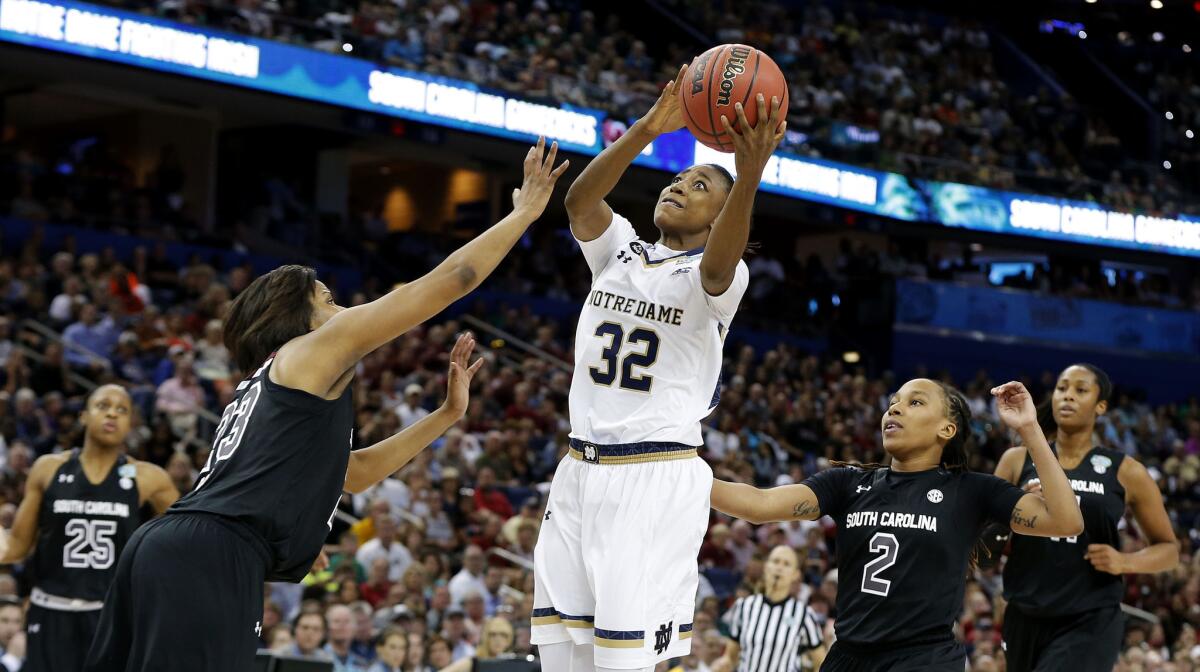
[83,138,569,672]
[0,384,178,672]
[993,364,1178,672]
[710,378,1084,672]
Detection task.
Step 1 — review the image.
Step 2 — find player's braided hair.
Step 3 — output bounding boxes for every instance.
[934,381,972,473]
[1036,363,1112,438]
[697,163,761,255]
[224,264,318,374]
[835,380,974,473]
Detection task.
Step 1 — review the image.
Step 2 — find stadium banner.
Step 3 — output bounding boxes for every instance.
[3,0,1199,257]
[895,278,1200,358]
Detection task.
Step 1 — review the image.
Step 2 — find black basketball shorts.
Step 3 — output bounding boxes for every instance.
[23,603,101,672]
[83,513,270,672]
[822,639,966,672]
[1002,603,1123,672]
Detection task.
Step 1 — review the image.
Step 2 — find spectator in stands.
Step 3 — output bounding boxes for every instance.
[165,451,196,496]
[154,352,204,437]
[287,612,331,661]
[0,598,23,672]
[62,303,117,372]
[395,383,428,429]
[426,635,453,670]
[356,514,413,583]
[440,606,475,663]
[471,466,513,519]
[325,604,371,671]
[440,617,514,672]
[359,557,393,609]
[367,626,407,672]
[499,496,541,545]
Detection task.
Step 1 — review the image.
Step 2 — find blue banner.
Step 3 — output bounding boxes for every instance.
[3,0,1199,257]
[895,279,1200,358]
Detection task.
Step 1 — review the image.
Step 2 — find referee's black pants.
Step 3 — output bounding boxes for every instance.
[84,513,269,672]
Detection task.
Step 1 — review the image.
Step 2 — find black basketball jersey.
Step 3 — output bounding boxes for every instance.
[803,467,1024,646]
[1003,445,1126,616]
[32,450,142,601]
[168,355,354,582]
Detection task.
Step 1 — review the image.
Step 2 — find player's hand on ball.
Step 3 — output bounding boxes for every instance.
[1085,544,1127,575]
[511,136,570,220]
[991,381,1037,431]
[640,64,688,136]
[444,332,485,418]
[720,93,786,176]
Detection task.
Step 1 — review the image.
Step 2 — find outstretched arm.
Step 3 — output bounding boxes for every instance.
[700,94,785,295]
[1084,457,1178,575]
[275,140,567,398]
[993,382,1084,538]
[565,65,687,241]
[711,479,822,525]
[344,334,483,493]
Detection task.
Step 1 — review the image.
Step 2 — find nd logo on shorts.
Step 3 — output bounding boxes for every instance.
[582,443,600,464]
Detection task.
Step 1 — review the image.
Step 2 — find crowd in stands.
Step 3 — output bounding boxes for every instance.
[0,224,1190,670]
[80,0,1197,213]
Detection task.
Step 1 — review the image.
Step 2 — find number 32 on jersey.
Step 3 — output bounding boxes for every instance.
[588,322,660,392]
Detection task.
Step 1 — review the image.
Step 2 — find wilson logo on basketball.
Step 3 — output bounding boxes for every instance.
[716,46,753,107]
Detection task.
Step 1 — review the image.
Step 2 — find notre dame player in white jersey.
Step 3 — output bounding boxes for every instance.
[531,66,786,672]
[0,384,178,672]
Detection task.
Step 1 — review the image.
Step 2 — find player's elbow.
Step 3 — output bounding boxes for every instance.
[1055,514,1084,538]
[700,267,734,297]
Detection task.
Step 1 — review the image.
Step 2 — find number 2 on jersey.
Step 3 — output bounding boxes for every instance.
[588,322,659,392]
[861,532,899,597]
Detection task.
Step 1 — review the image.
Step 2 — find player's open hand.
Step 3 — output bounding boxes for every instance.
[640,64,688,136]
[720,93,786,177]
[1085,544,1128,575]
[991,381,1038,432]
[444,332,485,418]
[511,136,570,220]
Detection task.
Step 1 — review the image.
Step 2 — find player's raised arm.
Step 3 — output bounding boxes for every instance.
[0,455,61,563]
[274,139,567,398]
[710,479,822,525]
[564,65,687,241]
[992,382,1085,538]
[344,333,483,493]
[700,94,785,296]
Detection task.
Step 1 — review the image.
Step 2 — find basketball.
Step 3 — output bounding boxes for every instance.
[679,44,789,152]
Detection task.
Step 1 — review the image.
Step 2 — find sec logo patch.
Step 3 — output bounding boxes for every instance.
[927,489,944,503]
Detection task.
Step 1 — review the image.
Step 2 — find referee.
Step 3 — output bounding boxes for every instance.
[715,546,826,672]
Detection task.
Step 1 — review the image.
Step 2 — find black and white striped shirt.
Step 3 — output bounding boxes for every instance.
[725,594,822,672]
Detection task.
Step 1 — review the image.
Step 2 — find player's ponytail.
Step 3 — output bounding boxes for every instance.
[934,381,972,473]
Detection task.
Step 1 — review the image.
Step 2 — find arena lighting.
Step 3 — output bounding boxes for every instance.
[1166,111,1175,120]
[1078,30,1088,38]
[843,351,861,364]
[1151,0,1164,8]
[1187,129,1194,139]
[1085,0,1097,3]
[1153,31,1165,41]
[1164,160,1173,169]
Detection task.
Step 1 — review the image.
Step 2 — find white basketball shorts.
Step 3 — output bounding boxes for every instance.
[531,439,712,669]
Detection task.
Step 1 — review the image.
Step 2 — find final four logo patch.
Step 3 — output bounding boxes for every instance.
[118,464,137,479]
[1091,454,1113,475]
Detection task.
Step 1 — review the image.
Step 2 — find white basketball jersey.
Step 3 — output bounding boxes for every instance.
[568,212,749,446]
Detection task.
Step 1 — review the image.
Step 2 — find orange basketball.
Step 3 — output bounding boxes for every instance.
[679,44,789,153]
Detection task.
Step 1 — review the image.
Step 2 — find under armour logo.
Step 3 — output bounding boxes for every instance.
[654,622,673,655]
[254,621,262,637]
[617,250,631,264]
[27,623,39,634]
[856,485,871,493]
[544,510,551,521]
[58,474,74,484]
